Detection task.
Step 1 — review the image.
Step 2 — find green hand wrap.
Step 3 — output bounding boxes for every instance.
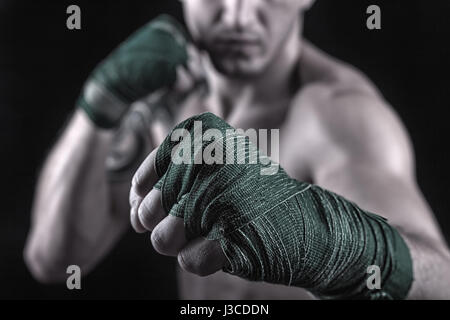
[154,112,414,300]
[78,15,188,128]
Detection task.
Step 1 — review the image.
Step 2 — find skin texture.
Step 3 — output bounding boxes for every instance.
[25,0,450,299]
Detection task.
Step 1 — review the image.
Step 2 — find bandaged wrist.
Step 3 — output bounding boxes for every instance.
[218,182,413,300]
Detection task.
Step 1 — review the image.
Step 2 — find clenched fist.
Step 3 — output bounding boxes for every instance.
[129,113,413,300]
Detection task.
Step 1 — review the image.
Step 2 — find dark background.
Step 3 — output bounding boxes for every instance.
[0,0,449,299]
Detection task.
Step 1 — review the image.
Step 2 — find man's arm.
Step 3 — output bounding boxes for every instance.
[313,90,450,298]
[24,110,132,283]
[24,14,190,283]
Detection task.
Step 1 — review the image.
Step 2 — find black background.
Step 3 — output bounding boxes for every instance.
[0,0,449,299]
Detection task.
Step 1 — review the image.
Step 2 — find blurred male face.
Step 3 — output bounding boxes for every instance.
[183,0,314,78]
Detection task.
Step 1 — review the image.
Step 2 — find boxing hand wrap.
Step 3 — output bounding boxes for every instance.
[78,15,188,128]
[154,112,414,300]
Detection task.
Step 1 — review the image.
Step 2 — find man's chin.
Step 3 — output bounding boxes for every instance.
[211,57,266,79]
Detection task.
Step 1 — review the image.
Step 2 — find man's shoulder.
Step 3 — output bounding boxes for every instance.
[291,48,414,174]
[303,76,388,130]
[293,41,387,124]
[292,50,387,133]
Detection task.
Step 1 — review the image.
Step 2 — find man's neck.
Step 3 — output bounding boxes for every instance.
[203,24,302,118]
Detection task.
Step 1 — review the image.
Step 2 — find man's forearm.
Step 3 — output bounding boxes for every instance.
[314,160,450,299]
[24,110,125,282]
[402,232,450,299]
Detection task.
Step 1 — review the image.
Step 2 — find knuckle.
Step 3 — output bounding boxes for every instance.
[130,207,146,233]
[138,201,151,224]
[136,185,148,199]
[138,197,159,230]
[131,170,141,186]
[130,207,139,225]
[178,251,195,274]
[129,189,140,208]
[132,173,145,196]
[131,167,149,198]
[178,250,210,277]
[150,230,170,255]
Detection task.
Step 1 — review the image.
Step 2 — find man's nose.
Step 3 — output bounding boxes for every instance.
[222,0,256,31]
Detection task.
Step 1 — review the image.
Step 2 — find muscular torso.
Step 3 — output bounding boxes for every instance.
[109,42,385,299]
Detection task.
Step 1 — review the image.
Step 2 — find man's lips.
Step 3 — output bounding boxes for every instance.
[213,34,262,53]
[215,31,260,43]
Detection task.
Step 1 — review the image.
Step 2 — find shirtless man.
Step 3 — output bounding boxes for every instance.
[24,0,450,299]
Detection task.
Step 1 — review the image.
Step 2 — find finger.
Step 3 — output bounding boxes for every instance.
[137,188,166,231]
[132,147,159,197]
[178,238,226,277]
[129,186,146,233]
[131,207,147,233]
[186,44,205,81]
[151,215,188,257]
[174,65,195,94]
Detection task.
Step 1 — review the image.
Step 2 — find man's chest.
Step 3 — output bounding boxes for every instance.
[147,92,316,183]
